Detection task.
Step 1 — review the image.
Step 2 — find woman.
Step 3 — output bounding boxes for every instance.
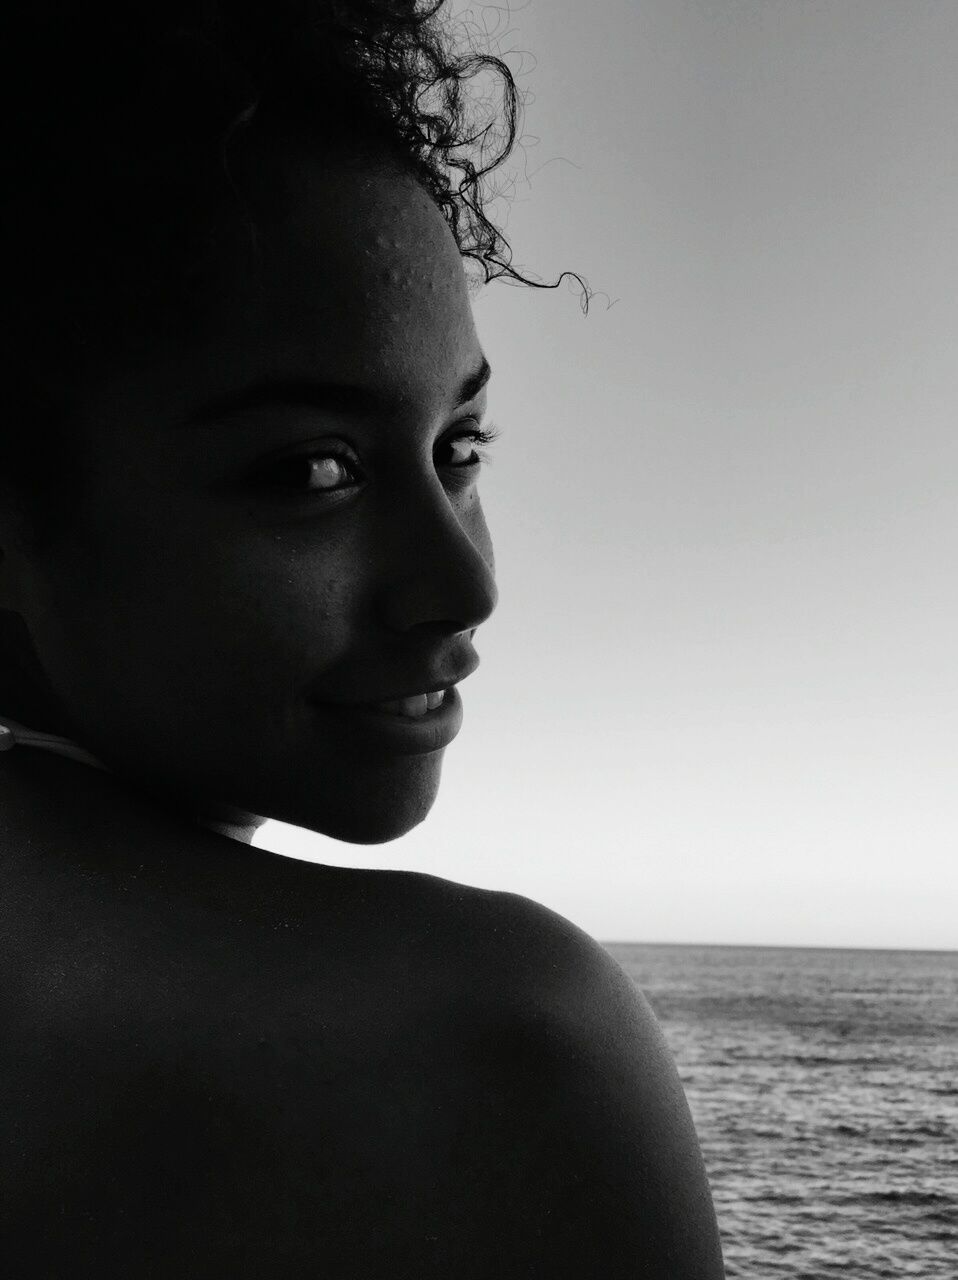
[0,3,724,1275]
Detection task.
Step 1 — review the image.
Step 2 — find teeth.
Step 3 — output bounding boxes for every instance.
[399,695,428,717]
[377,690,446,718]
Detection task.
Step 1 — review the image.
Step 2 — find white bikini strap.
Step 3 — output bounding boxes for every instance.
[0,714,113,772]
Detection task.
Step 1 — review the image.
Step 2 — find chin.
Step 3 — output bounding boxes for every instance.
[308,796,435,845]
[272,756,444,845]
[333,813,430,845]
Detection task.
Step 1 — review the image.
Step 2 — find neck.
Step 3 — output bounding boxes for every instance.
[0,714,267,847]
[0,743,271,863]
[0,612,92,737]
[90,763,270,847]
[0,618,267,847]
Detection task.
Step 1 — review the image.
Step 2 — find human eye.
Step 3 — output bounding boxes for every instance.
[435,419,501,472]
[254,444,362,496]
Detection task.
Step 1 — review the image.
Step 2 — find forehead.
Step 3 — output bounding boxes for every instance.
[82,142,482,429]
[250,146,477,384]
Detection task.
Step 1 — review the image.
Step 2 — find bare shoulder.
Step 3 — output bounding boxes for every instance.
[440,883,727,1279]
[2,859,725,1276]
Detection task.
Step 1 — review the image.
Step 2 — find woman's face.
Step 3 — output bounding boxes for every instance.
[4,141,497,843]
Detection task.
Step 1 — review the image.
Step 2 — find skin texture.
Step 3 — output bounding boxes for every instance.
[0,139,725,1275]
[0,769,725,1276]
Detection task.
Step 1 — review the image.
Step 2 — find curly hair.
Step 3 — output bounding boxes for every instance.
[1,2,590,547]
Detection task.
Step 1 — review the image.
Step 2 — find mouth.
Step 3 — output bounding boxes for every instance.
[374,689,447,719]
[314,684,464,755]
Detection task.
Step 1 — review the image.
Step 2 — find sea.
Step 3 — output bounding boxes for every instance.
[603,943,958,1279]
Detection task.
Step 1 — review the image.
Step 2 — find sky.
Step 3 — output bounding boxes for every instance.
[254,0,958,951]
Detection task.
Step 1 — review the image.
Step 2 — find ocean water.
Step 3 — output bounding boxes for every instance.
[604,943,958,1279]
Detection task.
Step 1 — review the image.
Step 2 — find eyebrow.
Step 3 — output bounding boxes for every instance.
[186,356,492,425]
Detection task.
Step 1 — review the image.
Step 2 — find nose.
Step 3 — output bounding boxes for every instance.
[378,485,498,636]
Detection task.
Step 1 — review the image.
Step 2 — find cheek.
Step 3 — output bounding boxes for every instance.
[38,502,360,723]
[481,520,495,577]
[464,492,495,576]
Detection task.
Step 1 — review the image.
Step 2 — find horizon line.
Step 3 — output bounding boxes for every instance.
[599,939,958,955]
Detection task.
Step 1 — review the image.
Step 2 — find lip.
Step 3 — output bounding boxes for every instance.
[313,683,464,756]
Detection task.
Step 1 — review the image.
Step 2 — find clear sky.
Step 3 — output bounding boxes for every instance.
[254,0,958,951]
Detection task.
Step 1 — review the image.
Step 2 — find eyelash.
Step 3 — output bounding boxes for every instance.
[439,420,501,469]
[259,420,500,496]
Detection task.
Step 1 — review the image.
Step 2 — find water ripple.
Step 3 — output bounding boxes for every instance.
[605,944,958,1280]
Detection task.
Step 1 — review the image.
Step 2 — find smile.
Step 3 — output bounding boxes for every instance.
[316,685,464,755]
[375,690,446,718]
